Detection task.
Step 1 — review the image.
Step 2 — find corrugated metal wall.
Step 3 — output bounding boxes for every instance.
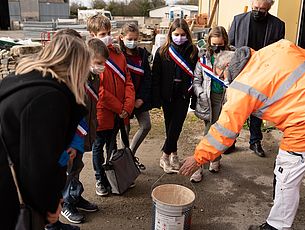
[8,0,69,22]
[39,3,69,21]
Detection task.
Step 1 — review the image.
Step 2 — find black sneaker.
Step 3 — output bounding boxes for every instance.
[248,222,277,230]
[134,157,146,170]
[61,204,85,224]
[76,196,98,212]
[45,220,80,230]
[95,180,109,196]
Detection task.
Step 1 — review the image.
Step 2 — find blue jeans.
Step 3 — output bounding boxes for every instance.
[249,115,263,145]
[92,129,116,186]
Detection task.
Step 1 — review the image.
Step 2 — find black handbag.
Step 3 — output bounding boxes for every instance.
[0,125,45,230]
[103,117,140,195]
[62,177,84,205]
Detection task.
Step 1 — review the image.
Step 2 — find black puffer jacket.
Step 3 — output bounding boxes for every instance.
[0,70,86,229]
[152,42,198,107]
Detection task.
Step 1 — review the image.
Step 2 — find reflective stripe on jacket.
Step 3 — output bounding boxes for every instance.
[194,40,305,164]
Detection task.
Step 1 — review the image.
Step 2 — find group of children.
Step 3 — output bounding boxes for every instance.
[48,15,231,230]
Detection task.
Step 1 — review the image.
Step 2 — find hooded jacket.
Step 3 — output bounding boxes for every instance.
[194,40,305,164]
[96,44,135,131]
[0,70,86,229]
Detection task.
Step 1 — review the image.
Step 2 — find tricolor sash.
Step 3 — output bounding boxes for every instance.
[169,45,194,79]
[199,57,228,88]
[127,62,144,76]
[169,45,194,91]
[105,58,126,82]
[85,83,98,103]
[76,119,88,137]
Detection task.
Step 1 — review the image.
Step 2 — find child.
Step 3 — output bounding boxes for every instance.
[190,26,232,183]
[152,18,198,173]
[87,14,135,196]
[119,23,152,170]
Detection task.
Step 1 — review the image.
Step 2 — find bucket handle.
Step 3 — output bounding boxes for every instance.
[151,172,198,200]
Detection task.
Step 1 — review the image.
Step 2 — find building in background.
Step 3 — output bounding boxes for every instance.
[0,0,70,29]
[199,0,305,48]
[149,5,198,19]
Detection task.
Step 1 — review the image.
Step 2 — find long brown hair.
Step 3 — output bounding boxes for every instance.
[160,18,197,60]
[207,26,230,56]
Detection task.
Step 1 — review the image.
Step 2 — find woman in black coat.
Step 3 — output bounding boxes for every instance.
[152,18,198,174]
[0,34,90,229]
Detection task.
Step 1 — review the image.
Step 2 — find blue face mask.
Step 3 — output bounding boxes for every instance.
[124,40,138,49]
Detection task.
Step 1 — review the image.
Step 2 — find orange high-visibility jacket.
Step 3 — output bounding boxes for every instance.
[194,40,305,165]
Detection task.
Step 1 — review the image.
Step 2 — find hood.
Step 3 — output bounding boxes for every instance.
[227,46,251,83]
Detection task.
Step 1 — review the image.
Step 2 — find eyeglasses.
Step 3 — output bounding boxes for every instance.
[252,7,268,13]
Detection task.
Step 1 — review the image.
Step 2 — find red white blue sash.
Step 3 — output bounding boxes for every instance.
[127,62,144,76]
[76,119,88,137]
[85,83,98,103]
[169,45,194,79]
[199,57,228,88]
[105,58,126,82]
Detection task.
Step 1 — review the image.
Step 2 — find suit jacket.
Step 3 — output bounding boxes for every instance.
[229,12,285,48]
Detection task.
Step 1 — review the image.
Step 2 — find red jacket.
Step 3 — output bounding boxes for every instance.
[96,45,135,131]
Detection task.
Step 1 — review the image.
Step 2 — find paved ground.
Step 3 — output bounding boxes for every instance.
[61,112,305,230]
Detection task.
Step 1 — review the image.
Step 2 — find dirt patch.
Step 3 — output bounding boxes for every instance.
[64,110,305,230]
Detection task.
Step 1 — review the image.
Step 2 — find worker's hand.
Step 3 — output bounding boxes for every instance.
[119,110,129,119]
[134,99,144,108]
[46,199,63,224]
[179,156,200,176]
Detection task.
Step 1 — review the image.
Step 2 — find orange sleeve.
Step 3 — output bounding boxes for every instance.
[100,87,123,114]
[194,85,261,165]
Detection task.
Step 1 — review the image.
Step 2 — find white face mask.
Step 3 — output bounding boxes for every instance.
[90,65,105,75]
[123,39,138,49]
[99,35,112,46]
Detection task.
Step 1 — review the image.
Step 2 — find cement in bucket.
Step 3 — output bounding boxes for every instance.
[151,184,195,230]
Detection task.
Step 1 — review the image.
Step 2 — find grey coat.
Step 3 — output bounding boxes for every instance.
[229,12,285,48]
[193,51,225,121]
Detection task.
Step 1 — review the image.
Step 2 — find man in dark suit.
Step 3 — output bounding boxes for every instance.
[229,0,285,159]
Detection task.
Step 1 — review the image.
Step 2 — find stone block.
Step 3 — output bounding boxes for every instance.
[11,44,42,56]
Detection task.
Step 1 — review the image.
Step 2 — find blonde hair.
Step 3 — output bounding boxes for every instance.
[16,34,91,105]
[87,14,111,34]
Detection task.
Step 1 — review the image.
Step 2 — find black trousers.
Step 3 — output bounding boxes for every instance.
[161,96,190,154]
[249,115,263,144]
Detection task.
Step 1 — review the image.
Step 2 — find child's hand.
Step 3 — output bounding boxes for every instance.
[66,147,77,160]
[134,99,144,108]
[119,110,129,119]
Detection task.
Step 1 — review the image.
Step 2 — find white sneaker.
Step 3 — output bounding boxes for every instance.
[160,156,173,174]
[190,168,203,183]
[170,155,180,170]
[209,160,220,173]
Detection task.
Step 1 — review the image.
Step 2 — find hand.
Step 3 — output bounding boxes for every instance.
[134,99,144,108]
[66,147,77,160]
[46,199,63,224]
[179,156,200,176]
[119,110,129,119]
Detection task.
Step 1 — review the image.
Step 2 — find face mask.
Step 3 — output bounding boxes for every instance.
[90,65,105,75]
[99,35,112,46]
[251,10,267,21]
[171,35,188,46]
[124,40,138,49]
[211,45,225,54]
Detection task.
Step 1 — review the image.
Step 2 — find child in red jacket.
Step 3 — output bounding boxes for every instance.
[87,14,135,196]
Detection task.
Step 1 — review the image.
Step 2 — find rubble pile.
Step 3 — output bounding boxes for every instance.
[0,44,42,79]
